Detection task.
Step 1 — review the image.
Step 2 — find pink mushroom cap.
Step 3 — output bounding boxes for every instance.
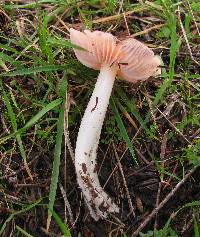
[70,28,161,83]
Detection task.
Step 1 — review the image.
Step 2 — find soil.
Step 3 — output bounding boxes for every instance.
[0,2,200,237]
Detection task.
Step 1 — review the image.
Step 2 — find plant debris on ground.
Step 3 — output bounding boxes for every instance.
[0,0,200,237]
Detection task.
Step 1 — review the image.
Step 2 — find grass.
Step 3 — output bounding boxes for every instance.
[0,0,200,236]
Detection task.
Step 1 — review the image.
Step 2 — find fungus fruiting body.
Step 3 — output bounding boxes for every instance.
[70,28,161,220]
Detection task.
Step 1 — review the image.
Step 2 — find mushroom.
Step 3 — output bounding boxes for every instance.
[70,28,161,220]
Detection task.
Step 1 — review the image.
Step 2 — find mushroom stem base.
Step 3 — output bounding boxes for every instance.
[75,65,119,220]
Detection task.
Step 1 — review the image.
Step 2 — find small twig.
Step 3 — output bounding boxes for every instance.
[131,166,198,237]
[118,0,124,15]
[160,130,168,160]
[98,141,112,174]
[130,23,165,38]
[56,16,70,33]
[135,148,150,165]
[163,161,178,190]
[123,12,130,36]
[180,210,193,235]
[113,143,135,218]
[15,37,39,61]
[64,92,75,164]
[103,151,124,189]
[186,0,200,36]
[156,107,191,145]
[0,155,39,180]
[177,7,200,66]
[73,193,83,226]
[64,91,75,225]
[16,182,47,187]
[59,183,75,227]
[154,182,162,232]
[92,9,147,24]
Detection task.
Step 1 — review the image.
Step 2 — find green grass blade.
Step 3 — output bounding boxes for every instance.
[110,97,138,165]
[0,98,63,145]
[116,87,152,136]
[1,84,31,177]
[46,5,68,23]
[182,200,200,209]
[0,199,42,236]
[144,1,180,124]
[47,106,64,230]
[47,37,86,50]
[194,217,200,237]
[1,65,67,77]
[16,225,34,237]
[49,209,72,237]
[23,98,63,130]
[1,88,17,131]
[174,200,200,218]
[0,43,19,53]
[0,52,23,68]
[38,14,54,64]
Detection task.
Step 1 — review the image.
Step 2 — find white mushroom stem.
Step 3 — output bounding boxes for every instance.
[75,65,119,220]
